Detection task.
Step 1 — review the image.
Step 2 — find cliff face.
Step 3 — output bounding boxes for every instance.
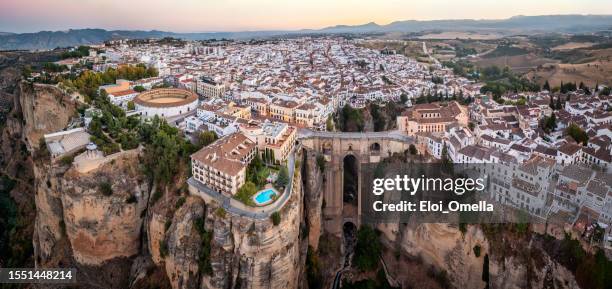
[378,223,580,289]
[302,150,324,250]
[201,164,303,289]
[31,149,152,288]
[0,78,156,288]
[20,83,78,265]
[0,69,306,289]
[164,197,205,289]
[60,151,149,265]
[18,82,77,149]
[0,78,78,269]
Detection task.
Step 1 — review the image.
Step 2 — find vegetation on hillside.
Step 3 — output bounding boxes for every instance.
[0,176,31,269]
[482,45,528,58]
[353,225,382,272]
[337,104,365,132]
[541,233,612,289]
[306,245,323,289]
[60,46,91,59]
[61,64,158,100]
[194,217,213,275]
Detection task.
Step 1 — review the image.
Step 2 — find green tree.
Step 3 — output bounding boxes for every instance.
[370,103,386,132]
[234,181,257,206]
[141,118,184,186]
[133,85,146,92]
[246,154,266,187]
[271,211,281,226]
[409,144,418,155]
[565,123,588,145]
[338,104,365,132]
[276,166,290,188]
[197,131,218,148]
[127,100,135,111]
[326,115,334,132]
[540,113,557,133]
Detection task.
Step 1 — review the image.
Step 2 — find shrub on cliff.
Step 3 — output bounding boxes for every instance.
[195,217,213,275]
[271,211,281,226]
[99,182,113,196]
[473,244,481,257]
[306,246,322,289]
[159,240,168,258]
[175,196,186,209]
[59,155,74,166]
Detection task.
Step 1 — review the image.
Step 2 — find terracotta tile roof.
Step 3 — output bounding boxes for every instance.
[191,133,255,176]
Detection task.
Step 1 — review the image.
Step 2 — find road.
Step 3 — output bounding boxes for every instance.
[298,128,414,143]
[422,42,440,65]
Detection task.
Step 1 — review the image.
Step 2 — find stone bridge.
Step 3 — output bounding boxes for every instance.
[298,130,415,235]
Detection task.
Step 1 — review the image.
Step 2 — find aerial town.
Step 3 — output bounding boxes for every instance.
[38,36,612,245]
[6,33,612,288]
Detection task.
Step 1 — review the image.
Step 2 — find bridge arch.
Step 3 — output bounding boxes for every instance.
[343,154,359,206]
[299,130,415,236]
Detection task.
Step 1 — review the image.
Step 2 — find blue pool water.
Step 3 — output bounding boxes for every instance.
[254,189,277,205]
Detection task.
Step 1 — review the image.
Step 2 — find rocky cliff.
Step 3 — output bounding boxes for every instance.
[201,162,304,289]
[301,150,324,251]
[60,151,149,265]
[377,223,580,289]
[0,54,79,268]
[163,197,205,289]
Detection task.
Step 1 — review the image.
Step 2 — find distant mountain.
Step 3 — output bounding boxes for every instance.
[0,28,295,50]
[322,14,612,33]
[2,15,612,50]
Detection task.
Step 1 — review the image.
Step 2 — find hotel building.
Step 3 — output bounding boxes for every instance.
[240,121,297,164]
[191,133,256,196]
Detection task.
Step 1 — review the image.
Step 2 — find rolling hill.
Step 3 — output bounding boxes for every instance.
[1,15,611,50]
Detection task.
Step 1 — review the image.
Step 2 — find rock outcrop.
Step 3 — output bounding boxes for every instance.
[202,164,303,289]
[18,82,77,149]
[164,197,205,289]
[60,150,148,265]
[378,222,580,289]
[302,150,324,250]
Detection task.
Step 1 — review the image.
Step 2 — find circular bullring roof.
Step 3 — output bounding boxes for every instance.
[134,88,198,108]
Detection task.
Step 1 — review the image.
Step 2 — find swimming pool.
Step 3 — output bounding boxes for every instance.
[253,188,278,206]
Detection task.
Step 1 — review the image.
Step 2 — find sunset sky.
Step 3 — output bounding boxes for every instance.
[1,0,611,33]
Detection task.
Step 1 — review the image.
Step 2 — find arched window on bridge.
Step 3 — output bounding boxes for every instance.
[370,142,381,155]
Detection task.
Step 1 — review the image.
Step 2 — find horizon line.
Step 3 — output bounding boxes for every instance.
[2,13,611,35]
